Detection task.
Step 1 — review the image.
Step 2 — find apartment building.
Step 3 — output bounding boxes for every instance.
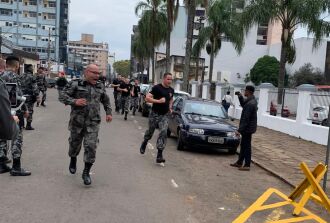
[0,0,69,64]
[68,34,109,76]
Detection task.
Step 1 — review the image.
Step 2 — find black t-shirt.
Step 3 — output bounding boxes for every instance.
[112,79,120,92]
[120,83,131,97]
[150,84,174,115]
[131,85,141,98]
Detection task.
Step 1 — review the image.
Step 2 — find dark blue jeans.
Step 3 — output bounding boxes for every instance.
[237,133,252,167]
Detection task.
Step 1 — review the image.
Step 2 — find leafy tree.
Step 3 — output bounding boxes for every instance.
[135,0,167,84]
[192,0,244,98]
[164,0,180,72]
[182,0,208,92]
[250,56,280,86]
[113,60,130,77]
[242,0,330,104]
[290,63,326,87]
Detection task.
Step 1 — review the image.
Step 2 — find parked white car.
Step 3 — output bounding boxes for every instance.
[173,90,190,100]
[312,105,329,126]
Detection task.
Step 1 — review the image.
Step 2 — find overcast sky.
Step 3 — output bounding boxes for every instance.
[69,0,318,61]
[69,0,140,61]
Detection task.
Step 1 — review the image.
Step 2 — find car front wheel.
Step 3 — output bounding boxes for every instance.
[228,147,237,155]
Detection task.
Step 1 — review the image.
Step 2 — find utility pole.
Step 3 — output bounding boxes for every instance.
[47,28,51,77]
[0,27,2,55]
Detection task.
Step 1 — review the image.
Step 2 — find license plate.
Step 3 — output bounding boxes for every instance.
[208,137,224,144]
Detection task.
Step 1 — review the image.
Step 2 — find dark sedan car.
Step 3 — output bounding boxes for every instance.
[168,97,240,154]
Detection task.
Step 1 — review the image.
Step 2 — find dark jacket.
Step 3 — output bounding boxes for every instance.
[0,78,18,140]
[238,95,258,134]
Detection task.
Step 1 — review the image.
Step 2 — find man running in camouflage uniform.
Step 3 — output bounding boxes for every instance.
[0,56,31,176]
[36,67,47,107]
[139,73,174,164]
[118,78,131,120]
[20,64,39,130]
[59,64,112,185]
[130,79,140,116]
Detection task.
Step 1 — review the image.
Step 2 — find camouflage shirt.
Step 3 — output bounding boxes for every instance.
[0,70,27,112]
[20,72,39,98]
[59,79,112,131]
[36,74,47,91]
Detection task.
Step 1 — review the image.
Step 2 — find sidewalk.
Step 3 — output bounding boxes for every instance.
[246,124,328,188]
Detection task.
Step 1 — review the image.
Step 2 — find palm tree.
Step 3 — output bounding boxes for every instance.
[192,0,244,98]
[132,35,151,75]
[165,0,180,72]
[135,0,167,84]
[242,0,330,104]
[182,0,208,92]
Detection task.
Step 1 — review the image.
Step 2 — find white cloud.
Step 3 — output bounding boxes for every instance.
[69,0,140,60]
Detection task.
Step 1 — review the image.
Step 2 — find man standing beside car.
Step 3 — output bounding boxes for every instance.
[139,73,174,164]
[230,85,257,171]
[36,67,48,107]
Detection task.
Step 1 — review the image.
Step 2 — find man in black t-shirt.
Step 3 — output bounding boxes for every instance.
[130,79,141,116]
[118,78,131,120]
[111,74,122,112]
[139,73,174,164]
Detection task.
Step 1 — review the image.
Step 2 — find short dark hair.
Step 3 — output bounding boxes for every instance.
[6,55,19,67]
[163,72,172,78]
[245,85,255,93]
[227,91,230,95]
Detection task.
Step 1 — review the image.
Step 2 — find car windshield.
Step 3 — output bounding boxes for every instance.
[313,107,326,112]
[183,101,227,119]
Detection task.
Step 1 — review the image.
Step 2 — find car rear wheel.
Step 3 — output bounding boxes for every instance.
[322,119,328,126]
[228,147,237,155]
[177,130,184,151]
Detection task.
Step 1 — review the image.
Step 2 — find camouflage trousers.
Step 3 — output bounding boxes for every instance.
[131,97,139,111]
[26,101,35,123]
[40,90,47,103]
[144,111,169,151]
[121,96,130,113]
[69,125,100,164]
[0,127,23,161]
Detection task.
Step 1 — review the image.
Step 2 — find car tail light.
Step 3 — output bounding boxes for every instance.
[314,113,318,118]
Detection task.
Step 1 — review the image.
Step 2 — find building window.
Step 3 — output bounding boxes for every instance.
[0,0,11,3]
[0,8,13,16]
[48,13,56,20]
[48,2,56,7]
[29,11,37,17]
[29,0,37,6]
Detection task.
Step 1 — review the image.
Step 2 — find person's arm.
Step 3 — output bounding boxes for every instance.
[0,81,18,140]
[238,94,246,107]
[145,87,165,104]
[238,104,253,134]
[59,81,77,106]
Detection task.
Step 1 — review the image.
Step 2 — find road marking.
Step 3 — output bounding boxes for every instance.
[133,120,138,124]
[138,126,142,130]
[147,143,154,150]
[171,179,179,188]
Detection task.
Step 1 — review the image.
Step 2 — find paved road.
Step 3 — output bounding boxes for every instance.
[0,89,328,223]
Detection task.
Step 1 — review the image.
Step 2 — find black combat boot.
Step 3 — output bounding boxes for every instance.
[132,109,136,116]
[140,139,148,154]
[25,122,35,130]
[121,109,124,115]
[41,102,46,107]
[156,149,166,163]
[124,112,128,120]
[69,157,77,174]
[82,162,93,185]
[10,158,31,176]
[0,158,11,174]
